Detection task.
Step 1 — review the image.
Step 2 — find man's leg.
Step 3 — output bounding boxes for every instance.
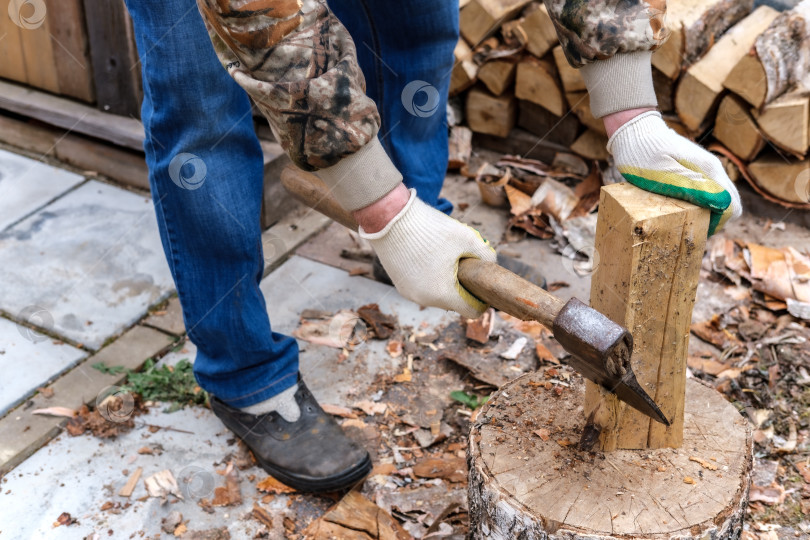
[329,0,458,215]
[125,0,299,407]
[125,0,370,491]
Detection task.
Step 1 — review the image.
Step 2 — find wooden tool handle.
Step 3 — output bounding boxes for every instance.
[280,166,565,327]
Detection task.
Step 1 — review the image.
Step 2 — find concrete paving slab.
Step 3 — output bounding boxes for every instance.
[144,297,185,336]
[0,180,174,349]
[0,259,458,539]
[0,149,85,232]
[260,255,455,405]
[0,406,295,539]
[0,317,86,417]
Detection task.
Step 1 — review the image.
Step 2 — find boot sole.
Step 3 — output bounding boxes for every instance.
[254,450,372,492]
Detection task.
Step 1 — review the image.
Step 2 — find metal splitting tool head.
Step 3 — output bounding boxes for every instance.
[552,298,670,426]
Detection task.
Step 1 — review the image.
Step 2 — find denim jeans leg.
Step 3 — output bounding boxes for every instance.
[124,0,299,407]
[329,0,459,215]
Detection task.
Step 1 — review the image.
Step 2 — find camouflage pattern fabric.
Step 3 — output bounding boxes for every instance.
[543,0,670,67]
[196,0,380,171]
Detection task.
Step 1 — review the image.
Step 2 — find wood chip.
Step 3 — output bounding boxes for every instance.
[683,477,696,484]
[386,339,403,358]
[118,467,143,497]
[211,463,241,507]
[689,456,719,471]
[252,503,274,528]
[533,428,550,441]
[31,406,76,418]
[393,368,412,383]
[302,491,410,539]
[466,308,495,344]
[144,469,183,499]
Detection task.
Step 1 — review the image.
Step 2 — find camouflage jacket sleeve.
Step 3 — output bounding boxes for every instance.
[196,0,402,211]
[543,0,669,68]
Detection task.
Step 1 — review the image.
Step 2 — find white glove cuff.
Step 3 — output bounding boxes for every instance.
[580,51,658,118]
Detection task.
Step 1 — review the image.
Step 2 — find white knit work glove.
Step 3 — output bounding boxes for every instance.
[609,112,743,236]
[360,189,497,319]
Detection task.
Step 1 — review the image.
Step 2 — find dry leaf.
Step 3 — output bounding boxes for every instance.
[252,504,274,528]
[412,456,466,483]
[533,428,550,441]
[386,340,403,358]
[749,484,786,505]
[320,403,357,419]
[354,400,387,416]
[393,368,412,383]
[211,463,241,507]
[256,475,296,495]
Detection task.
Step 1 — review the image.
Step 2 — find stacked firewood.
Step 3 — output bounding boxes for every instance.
[449,0,810,209]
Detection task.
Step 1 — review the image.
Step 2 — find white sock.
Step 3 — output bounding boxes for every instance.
[240,384,301,422]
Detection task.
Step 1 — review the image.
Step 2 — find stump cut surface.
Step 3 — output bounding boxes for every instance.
[468,372,752,539]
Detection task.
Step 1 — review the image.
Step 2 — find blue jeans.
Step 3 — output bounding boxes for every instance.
[125,0,457,406]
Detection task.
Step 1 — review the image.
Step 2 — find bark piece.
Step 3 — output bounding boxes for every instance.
[468,373,753,539]
[586,183,710,450]
[448,126,474,169]
[652,0,754,79]
[303,491,410,540]
[676,6,780,132]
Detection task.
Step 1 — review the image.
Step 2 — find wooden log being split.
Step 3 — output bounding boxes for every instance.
[460,0,532,45]
[675,5,780,133]
[725,1,810,109]
[752,88,810,157]
[467,184,753,538]
[652,0,754,79]
[466,87,517,138]
[586,183,710,450]
[714,95,765,161]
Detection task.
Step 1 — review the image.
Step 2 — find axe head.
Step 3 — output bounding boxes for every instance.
[552,298,670,426]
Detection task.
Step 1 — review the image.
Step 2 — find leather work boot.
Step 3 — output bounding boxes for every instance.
[210,380,372,492]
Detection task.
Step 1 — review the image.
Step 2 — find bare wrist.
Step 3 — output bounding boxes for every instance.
[352,183,411,233]
[603,107,657,138]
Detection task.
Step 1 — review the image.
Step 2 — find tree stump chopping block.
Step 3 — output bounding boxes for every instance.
[467,373,753,539]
